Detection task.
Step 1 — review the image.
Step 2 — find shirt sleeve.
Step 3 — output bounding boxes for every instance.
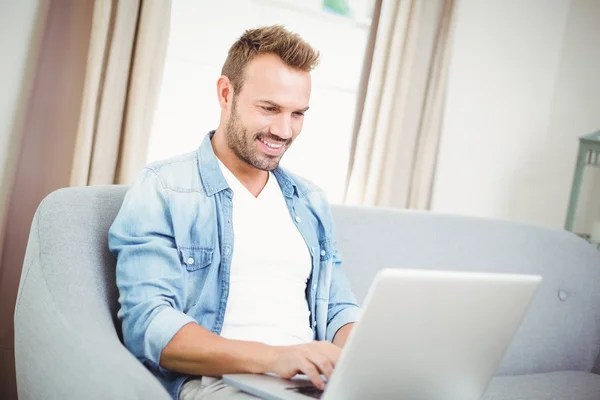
[321,197,361,342]
[325,250,361,341]
[108,168,195,369]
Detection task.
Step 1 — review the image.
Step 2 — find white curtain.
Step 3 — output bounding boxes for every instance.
[345,0,455,209]
[70,0,172,186]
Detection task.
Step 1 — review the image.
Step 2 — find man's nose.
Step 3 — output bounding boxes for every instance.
[270,114,293,140]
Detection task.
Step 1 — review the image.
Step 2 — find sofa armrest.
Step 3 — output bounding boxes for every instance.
[14,249,170,400]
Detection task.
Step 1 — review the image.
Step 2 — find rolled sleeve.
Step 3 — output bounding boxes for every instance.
[145,307,196,365]
[322,197,361,343]
[325,305,361,342]
[325,257,361,342]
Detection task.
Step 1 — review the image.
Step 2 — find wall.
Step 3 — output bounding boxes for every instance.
[0,2,94,398]
[432,0,600,231]
[546,0,600,233]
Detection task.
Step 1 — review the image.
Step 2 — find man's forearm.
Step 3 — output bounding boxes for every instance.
[332,323,355,347]
[160,322,277,376]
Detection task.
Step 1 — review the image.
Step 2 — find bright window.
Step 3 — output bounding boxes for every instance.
[148,0,375,202]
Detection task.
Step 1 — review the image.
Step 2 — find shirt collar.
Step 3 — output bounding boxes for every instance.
[197,131,301,199]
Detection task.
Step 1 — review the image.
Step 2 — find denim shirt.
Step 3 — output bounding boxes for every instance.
[108,132,360,399]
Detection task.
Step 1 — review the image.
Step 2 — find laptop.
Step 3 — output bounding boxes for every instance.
[223,268,541,400]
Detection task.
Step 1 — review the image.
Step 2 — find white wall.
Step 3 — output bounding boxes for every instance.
[546,0,600,233]
[432,0,600,231]
[0,0,41,231]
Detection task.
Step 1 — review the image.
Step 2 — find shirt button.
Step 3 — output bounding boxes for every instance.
[186,257,194,265]
[312,284,317,291]
[320,250,326,256]
[295,216,301,223]
[224,247,231,255]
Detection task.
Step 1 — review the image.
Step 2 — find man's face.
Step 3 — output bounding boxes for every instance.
[224,53,311,171]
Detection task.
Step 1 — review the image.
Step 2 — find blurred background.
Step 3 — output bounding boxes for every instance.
[1,0,600,398]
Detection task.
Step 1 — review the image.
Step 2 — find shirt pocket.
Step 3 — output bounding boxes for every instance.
[178,246,214,272]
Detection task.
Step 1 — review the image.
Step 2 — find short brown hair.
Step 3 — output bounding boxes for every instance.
[222,25,320,93]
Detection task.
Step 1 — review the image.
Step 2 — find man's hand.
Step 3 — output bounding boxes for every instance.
[268,341,341,390]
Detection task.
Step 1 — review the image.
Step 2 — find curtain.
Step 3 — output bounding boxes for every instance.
[345,0,455,209]
[0,2,94,399]
[70,0,172,186]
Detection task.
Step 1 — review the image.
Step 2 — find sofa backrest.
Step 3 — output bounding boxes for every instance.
[16,186,600,380]
[331,205,600,376]
[17,186,127,344]
[14,185,169,399]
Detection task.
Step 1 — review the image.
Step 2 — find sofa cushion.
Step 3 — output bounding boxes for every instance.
[482,371,600,399]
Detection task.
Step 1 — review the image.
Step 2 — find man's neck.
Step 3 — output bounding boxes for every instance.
[212,128,269,197]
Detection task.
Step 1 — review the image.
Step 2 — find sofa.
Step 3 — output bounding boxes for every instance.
[14,185,600,399]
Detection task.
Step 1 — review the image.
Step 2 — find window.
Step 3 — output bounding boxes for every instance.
[148,0,376,202]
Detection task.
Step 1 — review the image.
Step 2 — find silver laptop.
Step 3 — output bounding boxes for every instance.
[224,268,541,400]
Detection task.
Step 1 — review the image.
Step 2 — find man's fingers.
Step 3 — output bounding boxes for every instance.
[313,341,341,366]
[299,360,326,390]
[306,353,334,380]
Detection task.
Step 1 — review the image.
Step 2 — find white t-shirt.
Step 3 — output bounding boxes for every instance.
[217,160,313,346]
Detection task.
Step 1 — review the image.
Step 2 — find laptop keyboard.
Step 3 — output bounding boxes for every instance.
[286,386,324,399]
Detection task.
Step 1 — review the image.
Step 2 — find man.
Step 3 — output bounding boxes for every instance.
[109,25,360,400]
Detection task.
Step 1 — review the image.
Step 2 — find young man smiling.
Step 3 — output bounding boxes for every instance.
[109,25,360,400]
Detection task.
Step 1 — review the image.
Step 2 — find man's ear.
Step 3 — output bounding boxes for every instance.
[217,76,233,112]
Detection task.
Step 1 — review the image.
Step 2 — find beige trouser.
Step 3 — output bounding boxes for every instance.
[179,376,259,400]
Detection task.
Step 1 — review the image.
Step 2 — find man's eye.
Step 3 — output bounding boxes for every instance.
[262,106,276,112]
[293,112,305,117]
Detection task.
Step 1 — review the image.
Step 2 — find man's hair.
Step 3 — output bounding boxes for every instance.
[221,25,320,93]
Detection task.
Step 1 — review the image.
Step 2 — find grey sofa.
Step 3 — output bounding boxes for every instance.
[14,185,600,399]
